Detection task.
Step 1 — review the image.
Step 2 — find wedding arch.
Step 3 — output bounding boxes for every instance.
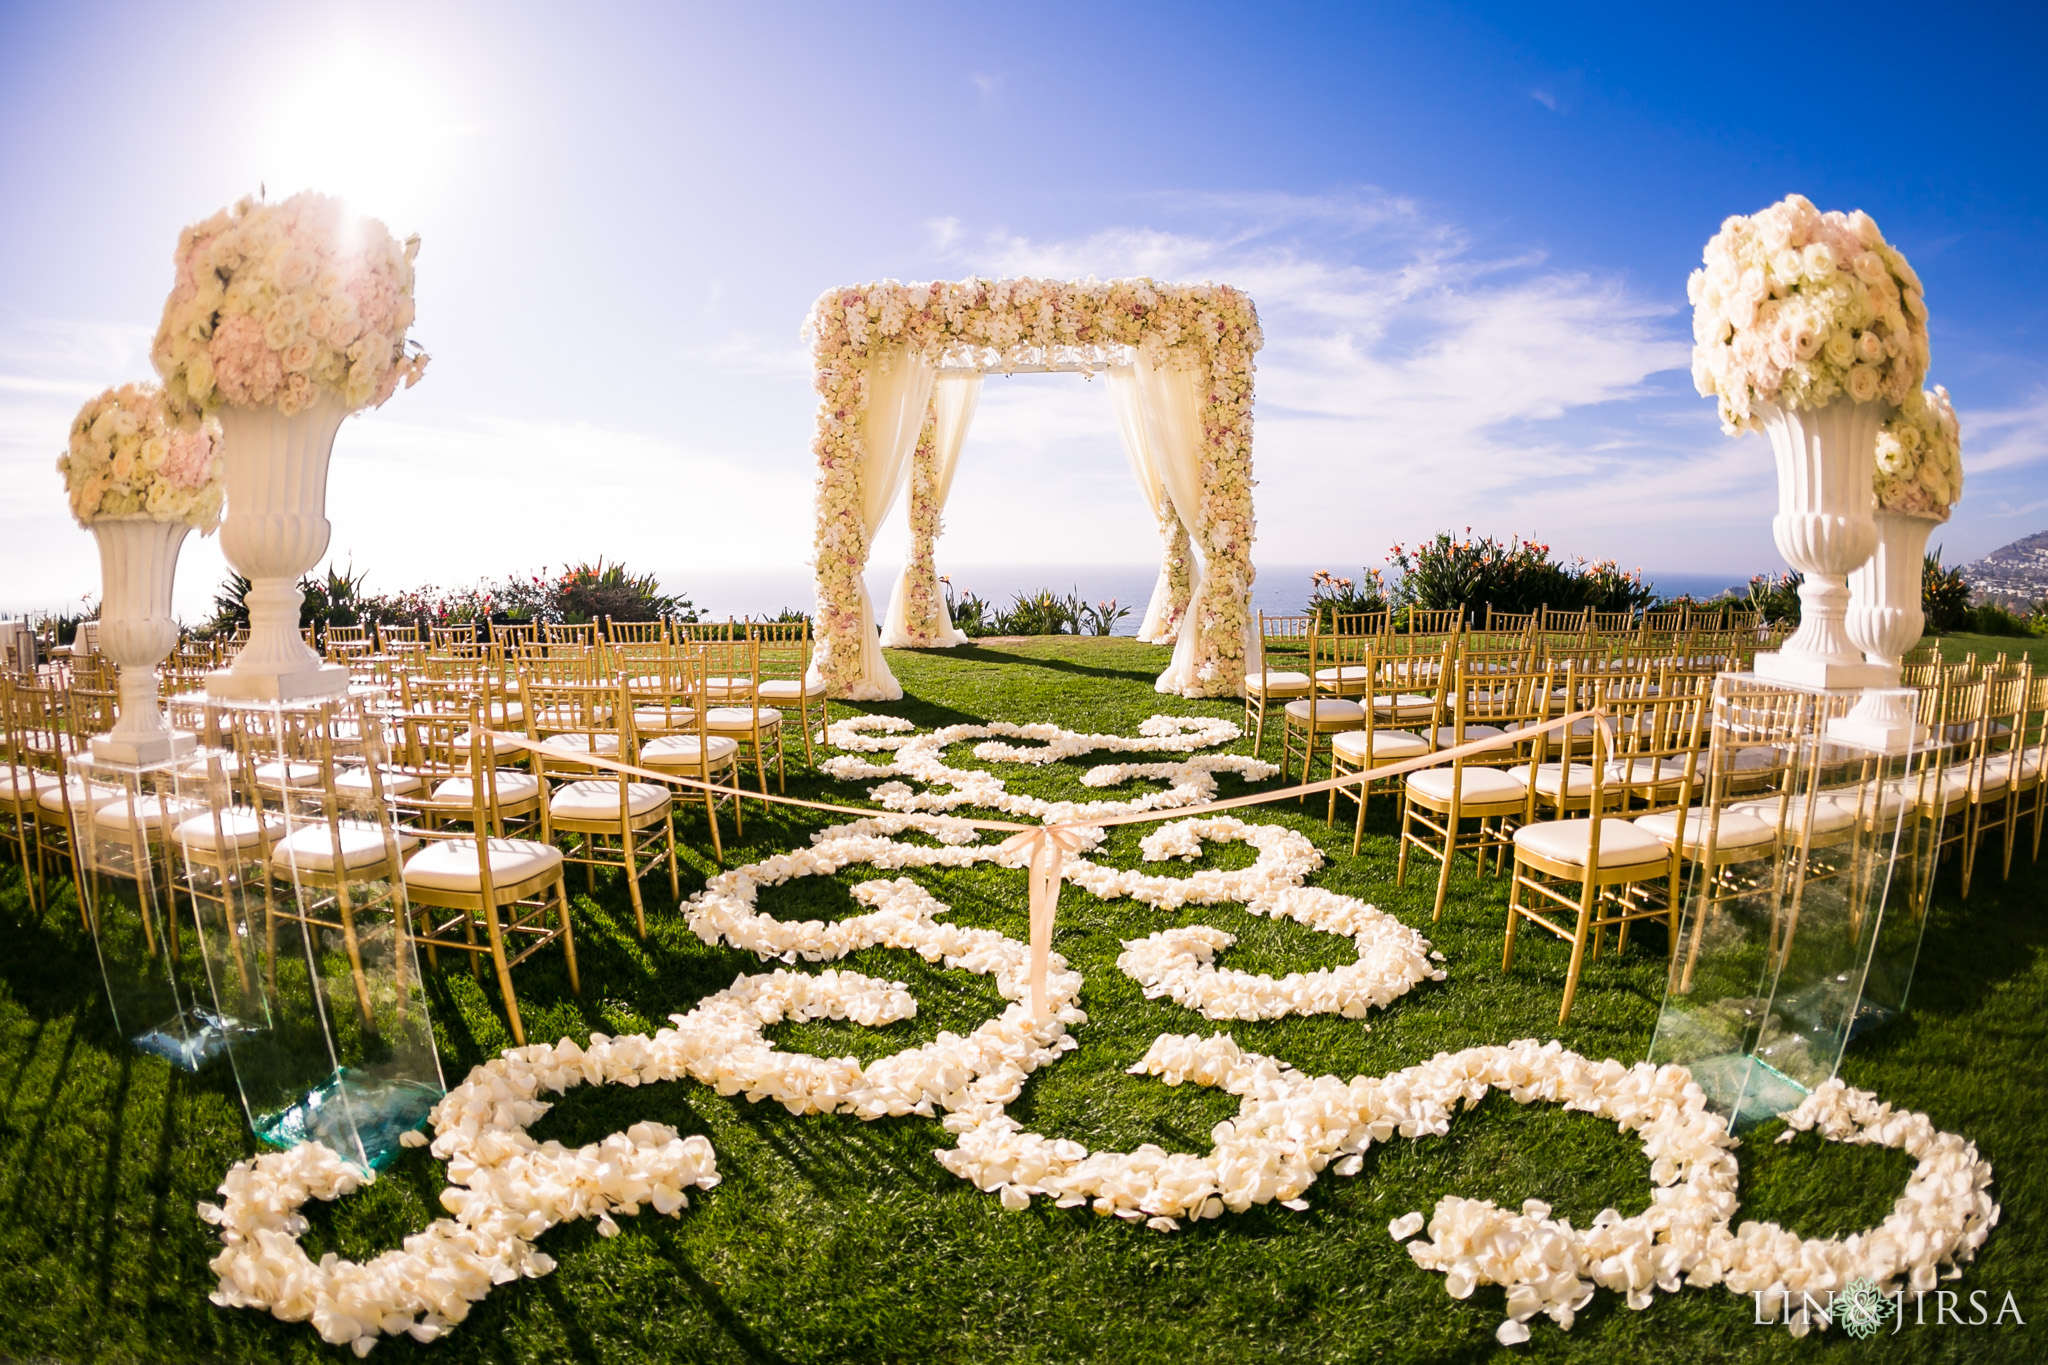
[804,277,1264,700]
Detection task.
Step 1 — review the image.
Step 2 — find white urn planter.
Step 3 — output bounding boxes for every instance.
[1753,398,1891,691]
[208,399,350,702]
[1829,508,1943,751]
[91,517,195,766]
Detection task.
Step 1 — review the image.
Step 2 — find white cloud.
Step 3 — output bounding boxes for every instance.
[926,192,1768,575]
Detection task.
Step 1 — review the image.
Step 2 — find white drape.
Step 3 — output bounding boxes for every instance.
[1131,359,1261,695]
[1132,360,1210,694]
[880,371,982,648]
[1106,367,1184,644]
[839,343,936,700]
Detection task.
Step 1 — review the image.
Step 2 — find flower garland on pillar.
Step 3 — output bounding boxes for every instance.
[1152,492,1193,642]
[898,401,950,646]
[806,278,1262,698]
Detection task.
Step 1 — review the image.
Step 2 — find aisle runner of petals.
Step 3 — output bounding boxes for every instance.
[199,715,1997,1352]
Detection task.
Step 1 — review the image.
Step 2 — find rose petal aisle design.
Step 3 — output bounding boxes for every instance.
[197,714,1999,1352]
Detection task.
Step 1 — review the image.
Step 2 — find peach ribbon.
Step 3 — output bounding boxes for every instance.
[493,708,1602,1020]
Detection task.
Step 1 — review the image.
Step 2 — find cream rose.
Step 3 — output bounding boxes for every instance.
[1846,365,1882,403]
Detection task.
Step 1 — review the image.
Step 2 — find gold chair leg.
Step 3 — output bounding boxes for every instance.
[556,874,581,995]
[483,898,524,1047]
[1503,859,1524,970]
[1558,877,1599,1025]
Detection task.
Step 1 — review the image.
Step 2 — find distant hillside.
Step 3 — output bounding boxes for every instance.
[1960,530,2048,605]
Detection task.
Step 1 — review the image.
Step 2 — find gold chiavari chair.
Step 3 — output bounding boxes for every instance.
[516,641,607,687]
[1400,608,1464,639]
[606,618,668,647]
[529,679,676,937]
[489,621,539,651]
[391,698,545,836]
[399,700,578,1046]
[1588,609,1637,636]
[1280,627,1365,785]
[1245,613,1315,761]
[637,647,741,860]
[1896,673,1990,898]
[543,622,598,649]
[698,637,784,793]
[323,623,372,663]
[676,619,740,644]
[378,622,421,652]
[1484,606,1536,633]
[1503,704,1699,1024]
[1398,659,1552,922]
[1968,669,2031,885]
[1327,636,1440,848]
[752,620,828,767]
[253,699,419,1020]
[0,679,61,917]
[32,686,124,921]
[432,623,485,654]
[2011,672,2048,865]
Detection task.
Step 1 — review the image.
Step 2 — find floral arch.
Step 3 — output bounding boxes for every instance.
[805,277,1263,700]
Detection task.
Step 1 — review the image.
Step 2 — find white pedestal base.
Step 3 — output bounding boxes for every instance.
[1753,650,1890,692]
[90,729,197,767]
[1825,686,1928,756]
[205,662,351,702]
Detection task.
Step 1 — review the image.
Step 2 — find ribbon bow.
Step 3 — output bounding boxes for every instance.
[996,822,1098,1020]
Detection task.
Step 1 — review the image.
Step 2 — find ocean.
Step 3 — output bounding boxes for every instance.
[667,563,1758,635]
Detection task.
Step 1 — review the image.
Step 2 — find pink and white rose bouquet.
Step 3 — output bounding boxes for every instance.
[56,383,225,531]
[1689,195,1928,433]
[1874,385,1962,517]
[151,191,428,422]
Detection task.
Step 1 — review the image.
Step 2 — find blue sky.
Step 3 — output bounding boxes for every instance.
[3,0,2043,619]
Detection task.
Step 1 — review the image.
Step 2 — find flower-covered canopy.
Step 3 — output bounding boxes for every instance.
[806,277,1262,698]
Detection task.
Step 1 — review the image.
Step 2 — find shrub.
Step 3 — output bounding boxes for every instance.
[1964,603,2034,637]
[1384,531,1655,624]
[1743,572,1803,626]
[1079,599,1133,636]
[1304,568,1389,632]
[552,560,691,625]
[1922,548,1972,635]
[996,590,1078,636]
[944,580,995,638]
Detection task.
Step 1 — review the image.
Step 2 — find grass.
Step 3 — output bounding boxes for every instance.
[0,634,2043,1363]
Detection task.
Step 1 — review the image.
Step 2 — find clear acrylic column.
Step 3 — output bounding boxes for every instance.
[1649,674,1940,1129]
[173,691,442,1171]
[73,745,244,1068]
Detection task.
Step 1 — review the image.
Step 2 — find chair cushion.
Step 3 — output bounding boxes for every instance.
[336,766,424,797]
[633,707,698,730]
[1514,818,1670,868]
[702,677,755,697]
[1605,756,1692,788]
[253,759,324,788]
[535,732,621,757]
[93,794,203,834]
[173,807,285,852]
[756,678,827,701]
[404,837,564,893]
[1532,762,1597,798]
[0,769,58,804]
[1405,766,1529,805]
[1633,808,1777,856]
[1331,728,1430,761]
[1312,666,1373,684]
[549,779,671,820]
[642,734,742,767]
[432,771,545,806]
[457,729,524,757]
[1283,698,1365,726]
[1426,724,1506,748]
[1729,795,1858,835]
[1246,670,1313,695]
[485,701,525,724]
[36,779,123,816]
[704,706,782,731]
[269,820,417,874]
[1369,693,1436,717]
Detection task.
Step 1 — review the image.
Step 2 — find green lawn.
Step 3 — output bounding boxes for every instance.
[0,636,2042,1363]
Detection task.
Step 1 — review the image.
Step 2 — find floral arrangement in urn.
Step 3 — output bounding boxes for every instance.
[151,190,428,421]
[806,277,1260,696]
[1689,194,1928,433]
[55,383,224,530]
[1874,385,1963,518]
